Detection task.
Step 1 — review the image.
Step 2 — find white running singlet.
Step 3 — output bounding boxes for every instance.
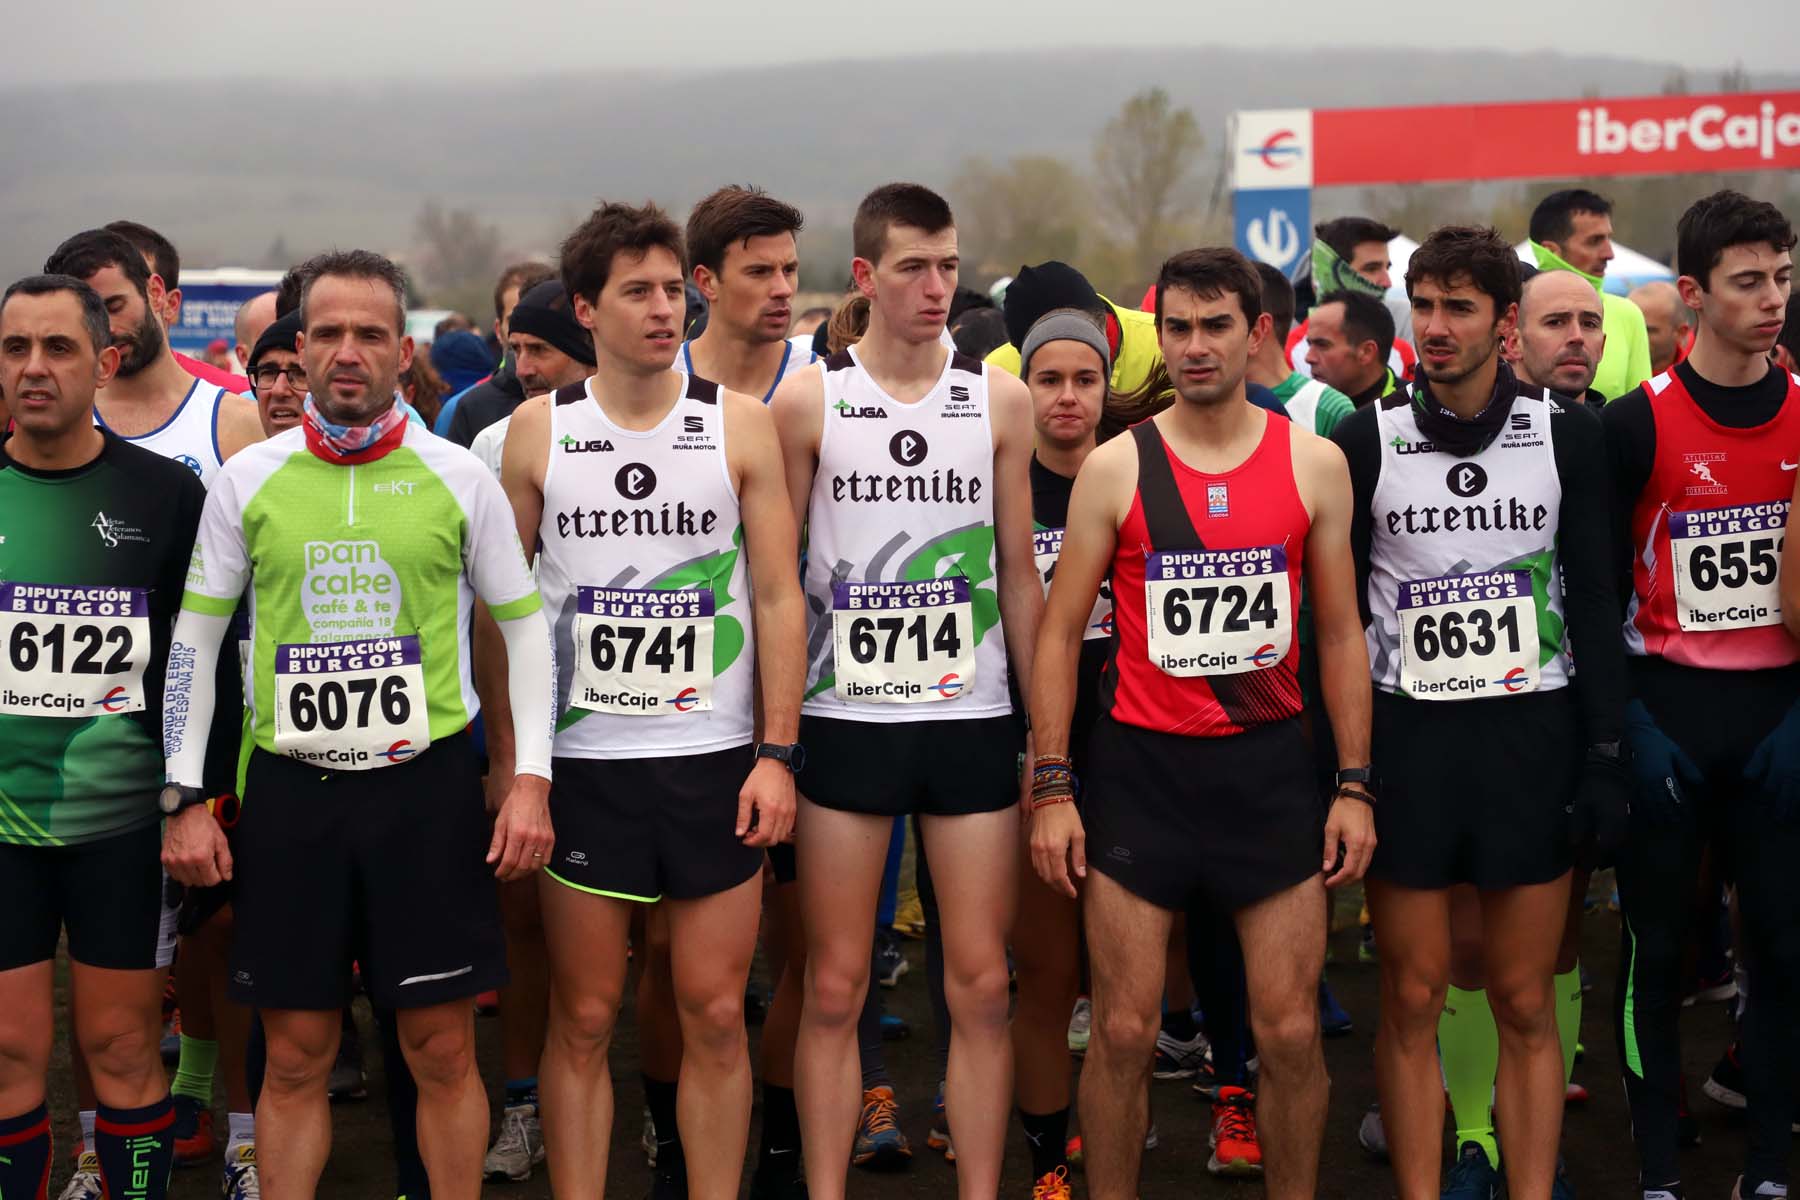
[801,346,1010,721]
[97,377,228,487]
[681,334,817,405]
[535,373,754,759]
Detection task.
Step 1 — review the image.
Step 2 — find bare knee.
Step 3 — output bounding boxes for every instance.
[403,1022,477,1090]
[804,956,867,1029]
[263,1031,334,1095]
[1091,999,1159,1065]
[944,961,1011,1031]
[1381,969,1449,1036]
[77,1016,159,1087]
[1486,975,1555,1040]
[678,986,747,1063]
[552,987,622,1053]
[1251,1003,1321,1074]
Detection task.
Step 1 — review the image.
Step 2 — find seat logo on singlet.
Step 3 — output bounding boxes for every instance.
[615,463,658,500]
[889,431,928,467]
[1446,463,1489,498]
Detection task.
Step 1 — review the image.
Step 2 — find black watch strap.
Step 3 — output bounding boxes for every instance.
[754,742,806,774]
[159,783,205,815]
[1335,766,1374,788]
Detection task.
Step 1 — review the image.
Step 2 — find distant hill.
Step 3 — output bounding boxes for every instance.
[3,47,1788,282]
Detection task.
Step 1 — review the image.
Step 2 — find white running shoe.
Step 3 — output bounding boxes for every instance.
[483,1102,546,1182]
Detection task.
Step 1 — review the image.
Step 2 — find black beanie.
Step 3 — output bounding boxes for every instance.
[508,279,596,366]
[248,311,303,370]
[1002,261,1104,352]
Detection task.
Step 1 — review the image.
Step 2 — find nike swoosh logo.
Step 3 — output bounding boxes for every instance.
[1783,460,1798,471]
[769,1148,795,1157]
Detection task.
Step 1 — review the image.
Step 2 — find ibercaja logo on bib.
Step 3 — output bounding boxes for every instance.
[303,540,401,639]
[1496,667,1531,693]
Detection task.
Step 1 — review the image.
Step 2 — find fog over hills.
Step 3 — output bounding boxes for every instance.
[5,47,1788,282]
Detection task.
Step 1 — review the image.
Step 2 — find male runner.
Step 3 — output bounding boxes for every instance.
[1289,216,1418,380]
[1251,263,1354,435]
[245,311,307,436]
[1605,191,1798,1200]
[0,273,201,1200]
[499,201,805,1200]
[233,292,280,374]
[1010,307,1114,1200]
[1338,225,1627,1200]
[1527,190,1652,401]
[1028,246,1374,1200]
[159,249,557,1200]
[1516,269,1609,406]
[1306,290,1400,409]
[1629,282,1694,377]
[102,220,249,393]
[771,182,1042,1200]
[441,261,556,445]
[44,230,262,484]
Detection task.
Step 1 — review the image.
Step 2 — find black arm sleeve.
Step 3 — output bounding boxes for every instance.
[1600,386,1655,621]
[1554,402,1627,744]
[1331,404,1382,628]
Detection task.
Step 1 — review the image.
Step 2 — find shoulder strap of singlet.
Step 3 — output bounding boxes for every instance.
[1129,421,1203,550]
[552,383,585,406]
[686,374,720,405]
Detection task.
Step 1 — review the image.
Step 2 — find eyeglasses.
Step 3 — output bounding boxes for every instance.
[249,364,308,392]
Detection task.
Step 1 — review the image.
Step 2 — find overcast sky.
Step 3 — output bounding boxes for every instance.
[8,0,1792,85]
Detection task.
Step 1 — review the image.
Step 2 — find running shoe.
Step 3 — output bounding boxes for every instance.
[1732,1178,1789,1198]
[926,1080,954,1163]
[1152,1026,1210,1079]
[222,1144,260,1199]
[880,1012,911,1041]
[483,1101,545,1181]
[851,1086,912,1171]
[1441,1140,1499,1200]
[327,1021,368,1102]
[1319,977,1353,1037]
[891,893,925,939]
[1565,1081,1590,1105]
[174,1095,218,1165]
[1064,1123,1157,1164]
[58,1152,104,1200]
[875,930,910,988]
[1643,1186,1685,1199]
[1684,964,1737,1007]
[1206,1086,1263,1177]
[1356,1103,1389,1161]
[1032,1165,1072,1199]
[1066,997,1091,1055]
[1704,1042,1746,1109]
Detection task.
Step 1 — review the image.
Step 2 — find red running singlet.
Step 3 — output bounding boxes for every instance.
[1102,411,1310,737]
[1624,368,1800,671]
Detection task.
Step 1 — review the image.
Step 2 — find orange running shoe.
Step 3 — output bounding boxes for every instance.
[1032,1165,1073,1199]
[1207,1085,1263,1177]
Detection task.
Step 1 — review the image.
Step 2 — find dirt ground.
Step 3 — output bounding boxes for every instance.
[40,878,1789,1198]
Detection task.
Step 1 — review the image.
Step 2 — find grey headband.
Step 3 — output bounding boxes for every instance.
[1019,311,1111,380]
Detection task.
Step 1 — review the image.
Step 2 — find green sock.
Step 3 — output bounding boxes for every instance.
[1555,965,1582,1087]
[1439,985,1500,1166]
[171,1034,219,1104]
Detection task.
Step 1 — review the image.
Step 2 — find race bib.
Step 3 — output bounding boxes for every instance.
[0,583,149,718]
[1034,527,1114,641]
[571,586,714,716]
[273,635,431,769]
[1670,501,1786,632]
[1143,547,1292,677]
[1397,570,1540,700]
[832,578,975,703]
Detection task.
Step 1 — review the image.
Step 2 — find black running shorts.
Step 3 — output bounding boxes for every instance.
[1083,716,1323,912]
[1367,686,1578,890]
[797,715,1021,818]
[0,820,176,972]
[545,745,764,903]
[229,731,507,1011]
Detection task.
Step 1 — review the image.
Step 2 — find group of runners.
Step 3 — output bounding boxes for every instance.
[0,178,1794,1200]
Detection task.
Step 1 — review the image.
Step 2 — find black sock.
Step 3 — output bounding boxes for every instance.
[1019,1106,1070,1179]
[644,1074,684,1175]
[756,1084,802,1174]
[96,1097,176,1200]
[1160,1008,1198,1041]
[0,1103,52,1200]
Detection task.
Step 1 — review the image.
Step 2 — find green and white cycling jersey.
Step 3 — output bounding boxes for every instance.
[1272,371,1355,437]
[179,424,542,765]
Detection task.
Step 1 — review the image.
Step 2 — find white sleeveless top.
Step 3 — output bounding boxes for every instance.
[98,377,227,487]
[801,346,1010,722]
[535,373,754,758]
[1364,387,1571,699]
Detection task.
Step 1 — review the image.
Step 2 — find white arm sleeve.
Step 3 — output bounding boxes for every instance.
[497,608,555,781]
[162,608,233,788]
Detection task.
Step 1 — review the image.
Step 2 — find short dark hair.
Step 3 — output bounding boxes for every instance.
[1254,261,1297,343]
[1676,190,1796,289]
[493,261,554,320]
[950,307,1009,360]
[852,183,954,265]
[1316,289,1396,367]
[1315,216,1399,263]
[275,265,306,318]
[104,220,181,290]
[44,229,153,299]
[1529,189,1613,245]
[1153,247,1263,330]
[1,274,112,354]
[686,186,804,277]
[1405,225,1522,316]
[560,202,686,306]
[295,249,409,333]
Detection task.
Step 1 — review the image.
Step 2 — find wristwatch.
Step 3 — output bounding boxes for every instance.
[1334,767,1375,789]
[753,742,807,774]
[158,783,206,815]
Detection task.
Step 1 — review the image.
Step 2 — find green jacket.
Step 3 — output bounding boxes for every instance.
[1528,241,1654,401]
